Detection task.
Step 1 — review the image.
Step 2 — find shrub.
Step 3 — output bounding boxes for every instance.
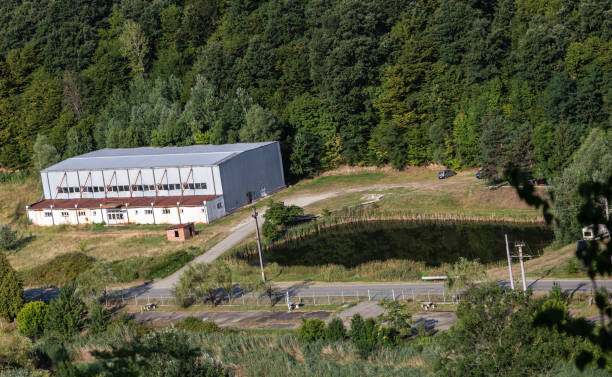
[92,329,231,376]
[298,318,326,342]
[0,331,35,371]
[0,252,24,321]
[110,250,196,283]
[262,220,280,242]
[22,252,95,287]
[45,284,87,340]
[325,318,346,341]
[144,250,195,280]
[16,301,47,338]
[0,224,21,251]
[88,302,111,335]
[175,317,220,333]
[349,314,393,358]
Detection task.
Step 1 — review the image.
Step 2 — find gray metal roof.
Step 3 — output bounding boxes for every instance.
[43,142,277,171]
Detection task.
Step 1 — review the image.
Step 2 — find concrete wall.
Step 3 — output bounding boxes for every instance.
[219,142,285,211]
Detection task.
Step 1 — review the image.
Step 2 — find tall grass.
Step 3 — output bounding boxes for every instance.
[0,171,32,185]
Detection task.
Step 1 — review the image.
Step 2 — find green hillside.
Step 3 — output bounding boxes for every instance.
[0,0,610,181]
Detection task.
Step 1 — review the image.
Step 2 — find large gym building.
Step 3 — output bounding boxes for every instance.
[26,142,285,226]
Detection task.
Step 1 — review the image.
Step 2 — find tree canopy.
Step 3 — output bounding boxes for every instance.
[0,0,609,182]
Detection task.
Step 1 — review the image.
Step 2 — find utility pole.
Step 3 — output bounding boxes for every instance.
[252,206,266,282]
[505,234,515,290]
[515,241,528,292]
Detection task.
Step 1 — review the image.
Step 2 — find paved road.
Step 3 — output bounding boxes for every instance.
[115,279,612,302]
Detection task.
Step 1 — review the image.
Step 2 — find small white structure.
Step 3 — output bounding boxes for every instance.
[27,142,285,226]
[582,224,610,240]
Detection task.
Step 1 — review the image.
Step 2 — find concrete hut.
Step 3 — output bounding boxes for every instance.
[166,223,195,242]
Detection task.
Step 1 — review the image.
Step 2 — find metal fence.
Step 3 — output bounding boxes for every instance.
[112,286,452,308]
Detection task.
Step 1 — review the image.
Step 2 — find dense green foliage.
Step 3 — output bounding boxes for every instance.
[0,225,21,251]
[436,284,585,376]
[261,201,304,241]
[550,128,612,242]
[0,0,609,181]
[21,252,95,287]
[90,329,231,377]
[0,252,24,321]
[325,317,347,342]
[111,249,196,282]
[297,318,326,342]
[45,284,87,340]
[175,317,220,333]
[16,301,47,339]
[87,302,111,335]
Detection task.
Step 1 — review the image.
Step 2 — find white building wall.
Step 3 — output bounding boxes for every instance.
[27,201,221,226]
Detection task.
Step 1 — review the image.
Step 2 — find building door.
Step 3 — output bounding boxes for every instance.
[106,208,127,225]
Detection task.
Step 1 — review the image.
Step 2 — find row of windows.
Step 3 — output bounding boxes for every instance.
[43,205,220,217]
[57,183,207,194]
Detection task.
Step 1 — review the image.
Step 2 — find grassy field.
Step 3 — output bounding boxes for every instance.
[0,165,569,286]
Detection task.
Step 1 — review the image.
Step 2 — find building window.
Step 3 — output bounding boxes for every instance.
[60,211,69,217]
[188,183,195,189]
[194,183,207,190]
[162,184,169,191]
[44,212,52,217]
[201,208,206,213]
[162,209,170,214]
[92,211,96,215]
[180,209,184,213]
[78,211,85,216]
[93,186,99,192]
[145,209,153,215]
[134,210,138,214]
[217,202,223,209]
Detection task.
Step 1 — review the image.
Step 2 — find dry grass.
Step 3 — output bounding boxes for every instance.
[1,166,551,277]
[486,243,584,280]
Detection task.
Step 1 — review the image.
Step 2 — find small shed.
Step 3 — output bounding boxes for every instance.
[166,223,195,242]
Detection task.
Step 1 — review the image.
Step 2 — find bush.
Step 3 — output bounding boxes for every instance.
[262,220,280,242]
[175,317,220,333]
[22,252,95,287]
[0,252,24,321]
[16,301,47,339]
[144,250,195,280]
[298,318,326,342]
[92,329,231,376]
[325,318,346,341]
[348,314,396,358]
[110,250,196,283]
[0,224,21,251]
[0,331,35,371]
[45,284,87,340]
[88,302,111,335]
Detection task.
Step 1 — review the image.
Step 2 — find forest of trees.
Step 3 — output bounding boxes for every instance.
[0,0,611,181]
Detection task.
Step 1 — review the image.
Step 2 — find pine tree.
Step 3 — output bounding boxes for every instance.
[0,251,25,321]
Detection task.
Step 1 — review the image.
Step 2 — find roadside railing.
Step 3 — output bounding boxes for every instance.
[110,286,455,308]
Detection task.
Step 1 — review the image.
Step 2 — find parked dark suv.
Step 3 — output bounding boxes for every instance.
[438,169,456,179]
[476,168,491,179]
